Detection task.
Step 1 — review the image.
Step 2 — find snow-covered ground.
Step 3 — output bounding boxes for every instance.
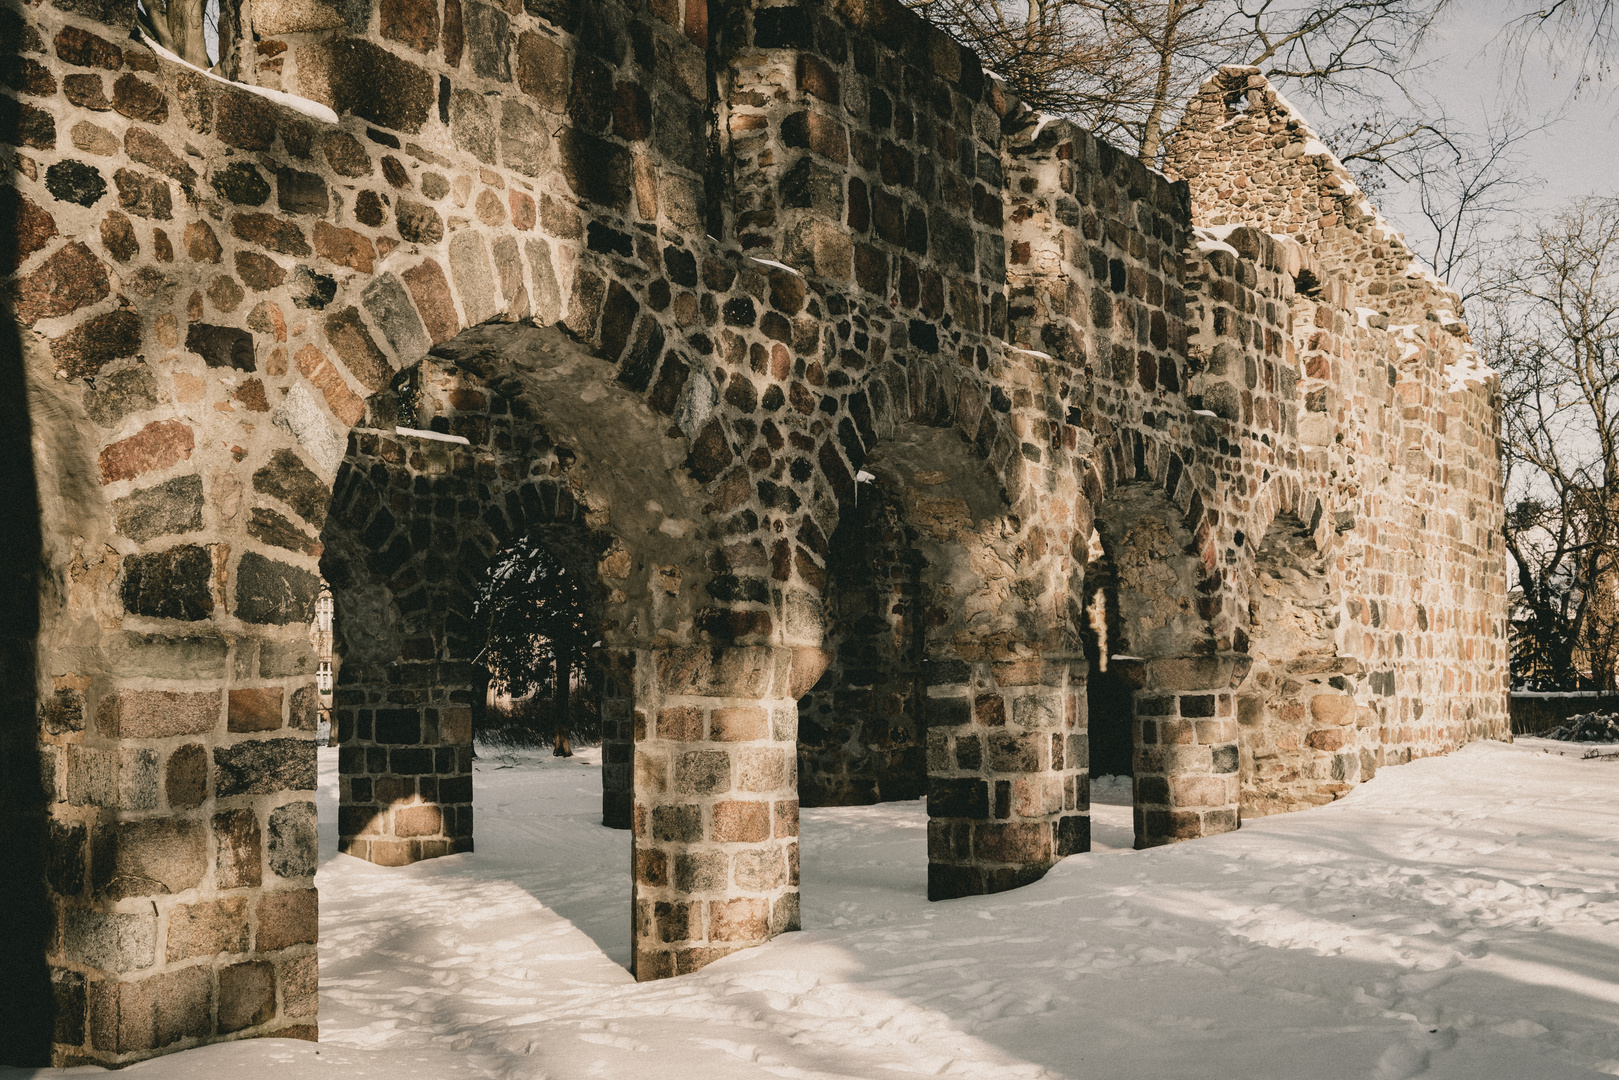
[13,738,1619,1079]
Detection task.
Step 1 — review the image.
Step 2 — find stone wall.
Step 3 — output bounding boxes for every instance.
[3,0,1506,1066]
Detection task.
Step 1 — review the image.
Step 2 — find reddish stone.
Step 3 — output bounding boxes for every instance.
[381,0,440,52]
[443,0,464,66]
[401,258,459,343]
[710,706,768,741]
[99,419,195,484]
[684,0,707,47]
[6,100,55,149]
[711,800,770,842]
[184,220,222,263]
[10,241,109,325]
[323,307,394,392]
[2,192,57,273]
[313,221,376,273]
[152,227,174,261]
[228,687,284,732]
[257,889,318,950]
[54,27,123,70]
[797,54,839,104]
[214,808,261,889]
[509,188,535,230]
[294,343,366,426]
[112,74,167,124]
[232,213,311,256]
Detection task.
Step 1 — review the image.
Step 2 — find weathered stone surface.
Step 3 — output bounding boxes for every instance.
[323,306,394,390]
[212,162,271,206]
[462,1,512,81]
[1,189,58,273]
[297,39,434,133]
[165,896,249,960]
[99,420,195,483]
[268,803,318,878]
[381,0,440,50]
[45,159,106,206]
[54,26,124,69]
[164,743,208,810]
[111,74,166,124]
[186,323,256,371]
[253,448,330,526]
[361,272,430,358]
[277,167,330,215]
[254,0,347,33]
[91,818,207,899]
[557,128,632,209]
[121,545,215,620]
[217,961,275,1033]
[229,687,285,732]
[215,737,317,796]
[10,241,109,324]
[396,199,445,244]
[51,307,141,378]
[402,258,459,342]
[112,474,204,541]
[516,30,568,110]
[498,99,545,176]
[213,808,262,888]
[216,90,277,151]
[232,213,311,256]
[235,551,321,625]
[125,128,196,185]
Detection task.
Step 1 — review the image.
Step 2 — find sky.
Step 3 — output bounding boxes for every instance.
[1377,0,1619,256]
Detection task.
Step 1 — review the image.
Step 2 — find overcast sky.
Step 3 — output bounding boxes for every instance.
[1377,0,1618,253]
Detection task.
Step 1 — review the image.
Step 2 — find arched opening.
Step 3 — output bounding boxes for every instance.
[803,420,1087,900]
[1237,510,1358,815]
[1092,482,1240,848]
[1076,534,1136,849]
[473,530,604,759]
[797,481,927,807]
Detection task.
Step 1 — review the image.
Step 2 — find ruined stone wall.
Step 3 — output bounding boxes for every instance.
[4,0,1505,1065]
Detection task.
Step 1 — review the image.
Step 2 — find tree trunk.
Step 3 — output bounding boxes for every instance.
[553,649,573,757]
[166,0,212,68]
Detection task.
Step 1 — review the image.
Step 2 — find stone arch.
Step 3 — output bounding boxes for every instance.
[805,352,1091,900]
[1089,463,1242,849]
[1234,508,1361,814]
[318,368,631,865]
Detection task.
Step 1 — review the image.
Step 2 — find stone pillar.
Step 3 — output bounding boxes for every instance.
[335,670,474,865]
[599,650,635,830]
[926,656,1089,900]
[1131,656,1242,847]
[630,646,825,979]
[42,646,323,1066]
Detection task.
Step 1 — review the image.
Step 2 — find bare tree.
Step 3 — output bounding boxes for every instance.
[1494,0,1618,93]
[1485,197,1619,689]
[1390,112,1547,308]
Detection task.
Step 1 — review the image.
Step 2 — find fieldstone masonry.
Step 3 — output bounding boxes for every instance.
[2,0,1506,1059]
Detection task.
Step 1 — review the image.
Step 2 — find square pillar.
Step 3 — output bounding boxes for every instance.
[926,657,1090,900]
[629,646,825,979]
